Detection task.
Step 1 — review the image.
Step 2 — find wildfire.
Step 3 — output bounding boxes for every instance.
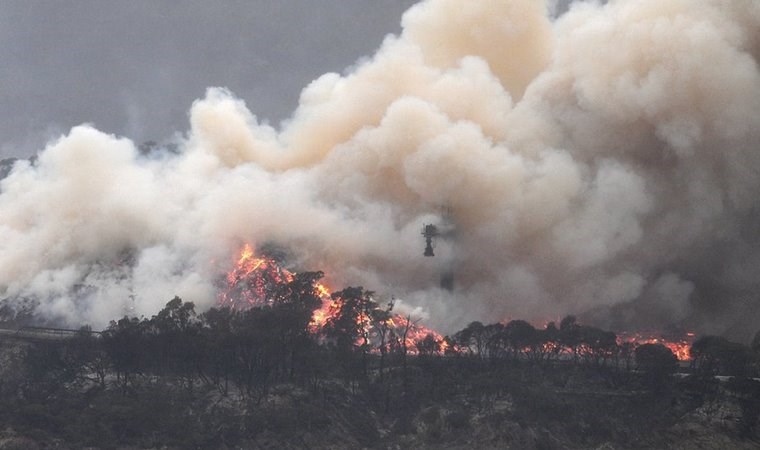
[217,243,294,309]
[220,246,698,360]
[617,331,695,361]
[309,296,341,331]
[218,244,446,354]
[382,315,447,353]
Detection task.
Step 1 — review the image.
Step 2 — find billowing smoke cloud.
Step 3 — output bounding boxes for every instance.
[2,0,760,340]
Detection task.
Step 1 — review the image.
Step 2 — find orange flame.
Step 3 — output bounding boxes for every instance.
[220,245,695,360]
[217,243,294,309]
[617,331,695,361]
[218,244,447,354]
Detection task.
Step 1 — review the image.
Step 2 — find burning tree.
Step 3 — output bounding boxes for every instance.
[216,244,704,375]
[321,287,376,353]
[217,244,446,357]
[217,243,295,309]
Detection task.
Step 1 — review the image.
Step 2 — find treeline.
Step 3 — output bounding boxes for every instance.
[13,269,760,400]
[4,270,760,446]
[446,316,760,378]
[101,271,325,399]
[14,271,438,404]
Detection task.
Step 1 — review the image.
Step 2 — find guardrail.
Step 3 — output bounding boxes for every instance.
[0,326,101,342]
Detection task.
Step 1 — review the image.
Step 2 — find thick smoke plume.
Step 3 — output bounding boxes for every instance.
[2,0,760,339]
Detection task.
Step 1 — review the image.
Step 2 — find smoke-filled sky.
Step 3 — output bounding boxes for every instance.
[0,0,421,157]
[2,0,759,341]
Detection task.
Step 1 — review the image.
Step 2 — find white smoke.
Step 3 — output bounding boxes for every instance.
[2,0,760,339]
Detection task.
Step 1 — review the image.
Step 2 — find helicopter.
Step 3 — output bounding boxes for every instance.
[421,223,440,257]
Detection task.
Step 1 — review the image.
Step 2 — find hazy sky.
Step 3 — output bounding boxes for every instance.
[0,0,421,158]
[0,0,577,159]
[7,0,759,339]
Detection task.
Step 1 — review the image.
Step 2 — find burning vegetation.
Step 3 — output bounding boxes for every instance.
[216,243,696,362]
[617,331,696,362]
[217,243,447,355]
[2,0,760,445]
[3,0,760,345]
[1,280,759,449]
[0,246,759,448]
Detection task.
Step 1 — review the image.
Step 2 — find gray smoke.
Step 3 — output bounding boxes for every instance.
[1,0,759,340]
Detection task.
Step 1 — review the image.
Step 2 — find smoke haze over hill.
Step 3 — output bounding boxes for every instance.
[1,0,759,340]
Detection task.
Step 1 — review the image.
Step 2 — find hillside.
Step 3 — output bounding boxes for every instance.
[0,296,758,449]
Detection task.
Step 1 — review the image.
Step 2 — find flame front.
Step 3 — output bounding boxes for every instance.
[617,331,695,361]
[217,243,294,309]
[218,244,446,354]
[220,245,691,360]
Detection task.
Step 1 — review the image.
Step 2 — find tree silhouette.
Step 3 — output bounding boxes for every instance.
[503,320,538,360]
[453,321,486,357]
[559,315,582,363]
[635,343,677,393]
[691,335,753,377]
[323,286,378,381]
[102,316,148,395]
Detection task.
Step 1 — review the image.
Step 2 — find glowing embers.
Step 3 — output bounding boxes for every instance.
[217,244,446,354]
[383,315,448,354]
[309,295,341,332]
[217,243,294,309]
[617,331,696,361]
[217,243,338,329]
